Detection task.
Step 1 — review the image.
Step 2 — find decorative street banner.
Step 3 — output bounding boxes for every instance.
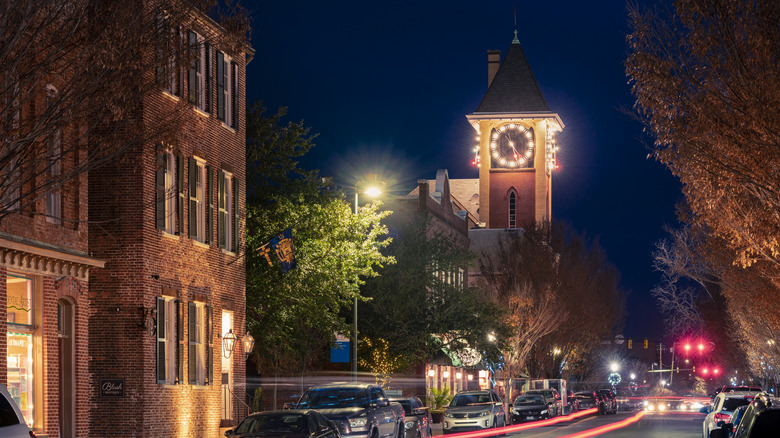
[331,334,350,363]
[270,228,297,274]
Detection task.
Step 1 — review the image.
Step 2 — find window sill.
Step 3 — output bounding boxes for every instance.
[162,90,181,101]
[220,122,236,133]
[221,248,236,256]
[193,107,210,118]
[190,383,210,389]
[159,383,181,389]
[161,231,180,240]
[193,240,210,249]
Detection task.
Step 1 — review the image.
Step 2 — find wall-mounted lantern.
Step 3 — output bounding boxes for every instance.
[222,329,237,358]
[242,332,255,357]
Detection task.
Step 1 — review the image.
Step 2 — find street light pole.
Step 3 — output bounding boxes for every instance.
[353,191,358,381]
[351,175,384,382]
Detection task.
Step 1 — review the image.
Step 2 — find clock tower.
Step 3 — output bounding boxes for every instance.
[467,31,563,229]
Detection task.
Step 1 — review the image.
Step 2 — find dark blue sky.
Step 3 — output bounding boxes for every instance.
[246,1,680,339]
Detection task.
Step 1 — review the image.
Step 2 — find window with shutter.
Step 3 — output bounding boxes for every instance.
[157,296,178,384]
[233,179,239,252]
[176,299,183,384]
[156,152,166,231]
[218,170,235,252]
[188,302,197,384]
[231,61,238,130]
[216,51,225,121]
[156,297,166,383]
[177,155,185,234]
[188,301,207,385]
[205,42,212,113]
[188,30,198,105]
[188,157,197,239]
[206,165,213,244]
[218,170,226,249]
[206,305,212,385]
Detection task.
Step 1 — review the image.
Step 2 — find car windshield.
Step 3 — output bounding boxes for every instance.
[297,387,370,409]
[722,398,753,411]
[450,394,492,407]
[235,413,308,434]
[514,396,544,405]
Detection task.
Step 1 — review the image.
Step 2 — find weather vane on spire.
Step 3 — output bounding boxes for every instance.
[512,3,520,44]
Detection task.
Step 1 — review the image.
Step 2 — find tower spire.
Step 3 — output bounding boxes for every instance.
[512,4,520,44]
[513,29,520,45]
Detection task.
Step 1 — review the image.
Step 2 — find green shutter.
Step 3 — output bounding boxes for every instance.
[188,302,196,384]
[217,171,225,248]
[188,31,197,104]
[231,61,239,130]
[205,305,212,385]
[155,152,166,230]
[177,155,184,235]
[205,42,211,113]
[216,51,225,121]
[156,297,166,383]
[188,157,197,239]
[206,165,213,244]
[233,178,239,252]
[176,299,183,384]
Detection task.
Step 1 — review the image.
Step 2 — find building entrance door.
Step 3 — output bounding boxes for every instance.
[58,299,74,438]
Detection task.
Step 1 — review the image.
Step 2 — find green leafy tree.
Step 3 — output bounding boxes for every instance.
[360,213,506,370]
[245,102,394,377]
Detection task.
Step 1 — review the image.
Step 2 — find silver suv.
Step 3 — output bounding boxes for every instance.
[442,390,506,434]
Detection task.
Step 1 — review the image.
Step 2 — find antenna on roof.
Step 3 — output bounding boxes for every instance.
[512,3,520,44]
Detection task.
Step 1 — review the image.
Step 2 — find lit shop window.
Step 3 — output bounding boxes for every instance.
[6,274,32,325]
[6,332,33,427]
[6,274,35,427]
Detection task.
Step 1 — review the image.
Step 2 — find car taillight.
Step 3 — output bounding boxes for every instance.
[713,412,731,423]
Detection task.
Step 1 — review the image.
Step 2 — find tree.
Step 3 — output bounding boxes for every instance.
[244,102,394,377]
[626,0,780,270]
[0,0,249,223]
[525,224,625,382]
[360,214,507,370]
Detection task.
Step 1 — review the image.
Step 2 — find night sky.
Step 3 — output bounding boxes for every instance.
[246,1,681,340]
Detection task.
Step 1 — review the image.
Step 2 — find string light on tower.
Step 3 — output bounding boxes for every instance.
[546,127,559,174]
[472,134,480,167]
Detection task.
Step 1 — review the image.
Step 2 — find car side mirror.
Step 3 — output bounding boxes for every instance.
[224,430,233,437]
[699,406,710,414]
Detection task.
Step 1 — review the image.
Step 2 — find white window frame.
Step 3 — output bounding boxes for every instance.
[164,150,176,234]
[189,302,206,385]
[45,85,61,225]
[220,171,233,252]
[223,54,232,127]
[195,159,206,242]
[158,297,177,384]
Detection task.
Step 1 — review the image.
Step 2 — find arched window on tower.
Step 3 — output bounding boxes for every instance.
[508,191,516,228]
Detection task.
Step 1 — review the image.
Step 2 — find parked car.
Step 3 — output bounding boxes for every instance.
[0,383,36,438]
[290,383,405,438]
[701,391,757,438]
[442,390,506,434]
[225,410,341,438]
[525,389,561,417]
[708,392,780,438]
[566,390,579,412]
[510,394,550,424]
[710,386,762,404]
[573,391,598,410]
[389,397,431,438]
[595,389,617,414]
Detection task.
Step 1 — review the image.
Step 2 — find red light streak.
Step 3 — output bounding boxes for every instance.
[556,411,647,438]
[439,408,598,438]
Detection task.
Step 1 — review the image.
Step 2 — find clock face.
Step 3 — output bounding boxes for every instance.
[490,124,534,168]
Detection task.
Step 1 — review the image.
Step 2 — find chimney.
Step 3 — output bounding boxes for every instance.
[487,50,501,87]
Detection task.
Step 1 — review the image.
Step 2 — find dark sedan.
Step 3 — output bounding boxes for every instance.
[225,410,341,438]
[573,391,598,410]
[510,395,550,424]
[389,397,432,438]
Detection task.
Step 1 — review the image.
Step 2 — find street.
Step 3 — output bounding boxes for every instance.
[432,411,703,438]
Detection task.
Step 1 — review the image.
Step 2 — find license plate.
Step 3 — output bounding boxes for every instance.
[526,416,535,420]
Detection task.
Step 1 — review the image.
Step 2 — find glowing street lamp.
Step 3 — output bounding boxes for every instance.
[352,174,385,381]
[610,362,620,372]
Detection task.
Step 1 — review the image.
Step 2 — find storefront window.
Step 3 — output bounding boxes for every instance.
[6,274,34,427]
[7,332,33,426]
[7,275,32,325]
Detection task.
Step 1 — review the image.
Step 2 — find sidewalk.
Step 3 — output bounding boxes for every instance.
[431,421,443,436]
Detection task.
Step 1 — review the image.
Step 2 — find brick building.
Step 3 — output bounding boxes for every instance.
[2,4,252,437]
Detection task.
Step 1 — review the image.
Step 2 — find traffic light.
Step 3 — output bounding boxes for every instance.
[676,367,679,373]
[628,339,633,349]
[644,339,648,349]
[693,366,696,373]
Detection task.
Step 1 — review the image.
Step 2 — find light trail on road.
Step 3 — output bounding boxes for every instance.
[555,410,647,438]
[440,408,599,438]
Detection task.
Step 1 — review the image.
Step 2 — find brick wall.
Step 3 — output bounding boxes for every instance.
[86,25,248,438]
[488,170,536,229]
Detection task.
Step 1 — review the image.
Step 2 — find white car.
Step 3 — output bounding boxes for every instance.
[701,391,758,438]
[0,383,36,437]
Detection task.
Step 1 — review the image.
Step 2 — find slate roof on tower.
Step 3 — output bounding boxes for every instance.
[473,37,551,114]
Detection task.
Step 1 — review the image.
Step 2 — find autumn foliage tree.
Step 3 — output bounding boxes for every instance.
[626,0,780,270]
